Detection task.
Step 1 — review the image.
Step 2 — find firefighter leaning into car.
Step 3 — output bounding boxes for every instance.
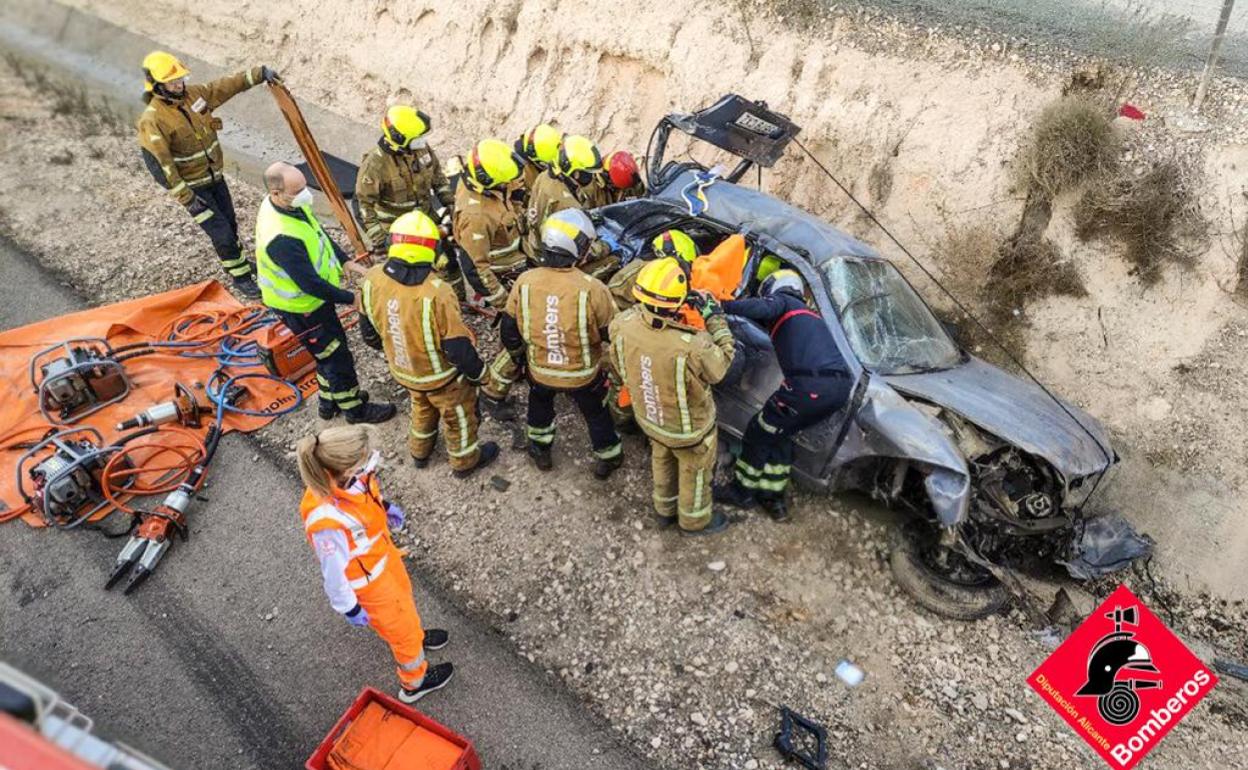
[358,211,501,477]
[499,209,624,478]
[296,425,454,704]
[523,135,618,280]
[610,258,736,535]
[514,123,564,198]
[604,150,646,203]
[452,139,527,311]
[355,106,463,297]
[714,269,852,521]
[255,162,396,424]
[136,51,277,299]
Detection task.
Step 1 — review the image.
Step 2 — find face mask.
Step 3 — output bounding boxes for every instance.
[290,187,314,208]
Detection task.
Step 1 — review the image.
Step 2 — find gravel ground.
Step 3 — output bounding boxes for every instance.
[1,56,1246,770]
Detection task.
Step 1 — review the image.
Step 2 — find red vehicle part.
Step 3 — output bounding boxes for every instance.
[0,712,97,770]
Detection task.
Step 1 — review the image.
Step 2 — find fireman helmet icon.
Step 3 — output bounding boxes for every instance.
[1075,606,1162,725]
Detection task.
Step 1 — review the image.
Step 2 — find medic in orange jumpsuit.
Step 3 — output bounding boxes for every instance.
[297,426,454,703]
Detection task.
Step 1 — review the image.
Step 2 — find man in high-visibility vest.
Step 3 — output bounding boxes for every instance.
[499,209,623,478]
[255,162,396,424]
[358,210,500,475]
[136,50,276,299]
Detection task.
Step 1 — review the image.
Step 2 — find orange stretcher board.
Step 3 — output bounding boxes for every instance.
[0,280,315,527]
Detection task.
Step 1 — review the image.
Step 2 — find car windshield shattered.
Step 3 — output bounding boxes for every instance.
[822,257,962,375]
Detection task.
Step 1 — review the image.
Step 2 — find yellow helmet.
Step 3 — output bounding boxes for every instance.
[388,210,441,264]
[633,258,689,310]
[463,138,523,192]
[516,123,563,167]
[556,135,603,179]
[756,254,782,283]
[382,105,431,151]
[142,50,189,91]
[651,230,698,267]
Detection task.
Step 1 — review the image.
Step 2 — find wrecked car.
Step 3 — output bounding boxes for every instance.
[593,95,1152,619]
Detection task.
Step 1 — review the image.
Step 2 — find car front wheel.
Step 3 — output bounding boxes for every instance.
[889,524,1010,621]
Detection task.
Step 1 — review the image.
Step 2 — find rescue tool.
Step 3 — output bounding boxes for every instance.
[30,339,129,425]
[15,427,130,529]
[116,382,206,431]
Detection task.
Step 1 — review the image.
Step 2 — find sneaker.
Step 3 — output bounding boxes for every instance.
[232,276,262,300]
[318,391,369,419]
[397,662,454,704]
[527,443,553,471]
[713,481,757,509]
[759,495,790,522]
[423,629,449,651]
[452,441,500,479]
[481,396,517,422]
[680,510,731,537]
[592,454,623,480]
[345,401,397,424]
[412,454,431,469]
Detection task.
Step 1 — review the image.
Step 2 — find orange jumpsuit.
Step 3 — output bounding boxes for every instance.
[300,457,427,689]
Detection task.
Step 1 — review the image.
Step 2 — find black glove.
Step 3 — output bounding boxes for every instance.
[260,65,280,84]
[684,291,706,312]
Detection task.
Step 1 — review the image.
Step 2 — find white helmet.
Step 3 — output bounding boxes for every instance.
[540,209,596,267]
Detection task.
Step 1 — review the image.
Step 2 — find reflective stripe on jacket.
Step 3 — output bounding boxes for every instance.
[255,197,343,313]
[355,144,452,250]
[361,264,470,391]
[507,266,616,389]
[452,184,525,301]
[299,471,393,591]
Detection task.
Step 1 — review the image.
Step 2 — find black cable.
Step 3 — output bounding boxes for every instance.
[791,137,1114,508]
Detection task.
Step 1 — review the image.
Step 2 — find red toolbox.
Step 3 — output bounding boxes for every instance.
[305,687,480,770]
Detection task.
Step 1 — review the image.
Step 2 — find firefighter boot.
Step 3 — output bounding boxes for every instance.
[452,441,500,479]
[758,494,790,522]
[713,480,757,509]
[527,442,553,471]
[319,390,370,420]
[346,400,398,425]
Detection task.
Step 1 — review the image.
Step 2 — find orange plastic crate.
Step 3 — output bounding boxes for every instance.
[306,687,480,770]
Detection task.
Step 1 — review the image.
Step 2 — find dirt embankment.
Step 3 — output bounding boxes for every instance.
[4,2,1248,769]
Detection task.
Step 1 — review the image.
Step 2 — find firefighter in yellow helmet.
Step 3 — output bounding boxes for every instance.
[609,258,736,534]
[356,106,462,295]
[358,211,500,476]
[514,123,563,196]
[451,139,527,311]
[498,209,623,478]
[608,229,699,310]
[523,135,618,280]
[137,51,277,299]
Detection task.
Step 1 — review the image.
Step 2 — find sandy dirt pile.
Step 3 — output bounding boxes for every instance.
[3,29,1248,770]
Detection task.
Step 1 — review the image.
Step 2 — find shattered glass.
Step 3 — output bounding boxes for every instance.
[823,257,962,375]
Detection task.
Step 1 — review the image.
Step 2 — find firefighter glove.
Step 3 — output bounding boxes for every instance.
[385,502,405,530]
[260,65,281,84]
[697,291,722,319]
[344,604,370,627]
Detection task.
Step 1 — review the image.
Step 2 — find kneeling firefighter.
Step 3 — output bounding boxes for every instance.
[297,425,453,703]
[499,209,624,478]
[358,211,500,477]
[610,258,736,534]
[715,270,852,521]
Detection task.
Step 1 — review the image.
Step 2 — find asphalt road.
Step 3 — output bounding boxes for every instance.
[0,240,654,770]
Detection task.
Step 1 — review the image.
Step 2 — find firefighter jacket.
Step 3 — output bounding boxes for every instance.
[136,67,264,206]
[500,266,616,389]
[607,180,647,204]
[609,306,735,448]
[360,260,484,392]
[452,183,525,304]
[355,142,454,251]
[607,257,706,330]
[522,171,611,259]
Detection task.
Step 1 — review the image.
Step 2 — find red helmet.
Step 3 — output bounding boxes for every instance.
[606,150,640,190]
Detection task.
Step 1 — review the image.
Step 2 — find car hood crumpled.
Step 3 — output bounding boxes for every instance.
[883,356,1114,480]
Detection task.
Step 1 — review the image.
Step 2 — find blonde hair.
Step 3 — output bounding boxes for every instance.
[296,425,374,499]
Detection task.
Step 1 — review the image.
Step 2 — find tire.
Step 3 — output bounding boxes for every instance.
[889,526,1010,621]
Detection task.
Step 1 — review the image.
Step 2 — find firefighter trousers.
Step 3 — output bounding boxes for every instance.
[408,376,481,471]
[526,371,622,460]
[480,349,520,402]
[736,375,852,499]
[652,429,717,531]
[275,305,363,414]
[356,549,428,689]
[191,178,253,280]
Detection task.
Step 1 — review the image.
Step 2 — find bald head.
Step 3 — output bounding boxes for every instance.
[264,162,307,209]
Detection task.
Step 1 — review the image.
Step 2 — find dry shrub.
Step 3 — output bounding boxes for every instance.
[1017,96,1120,200]
[1074,162,1197,286]
[988,236,1087,320]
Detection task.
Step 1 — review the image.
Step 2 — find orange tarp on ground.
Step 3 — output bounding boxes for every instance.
[0,281,315,527]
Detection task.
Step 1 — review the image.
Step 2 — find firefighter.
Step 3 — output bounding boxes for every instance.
[452,138,527,311]
[136,51,276,299]
[523,135,617,280]
[355,106,462,297]
[610,258,735,534]
[255,162,396,424]
[608,229,699,311]
[715,269,852,521]
[604,150,645,203]
[358,211,501,476]
[499,209,623,478]
[296,425,453,703]
[514,123,563,196]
